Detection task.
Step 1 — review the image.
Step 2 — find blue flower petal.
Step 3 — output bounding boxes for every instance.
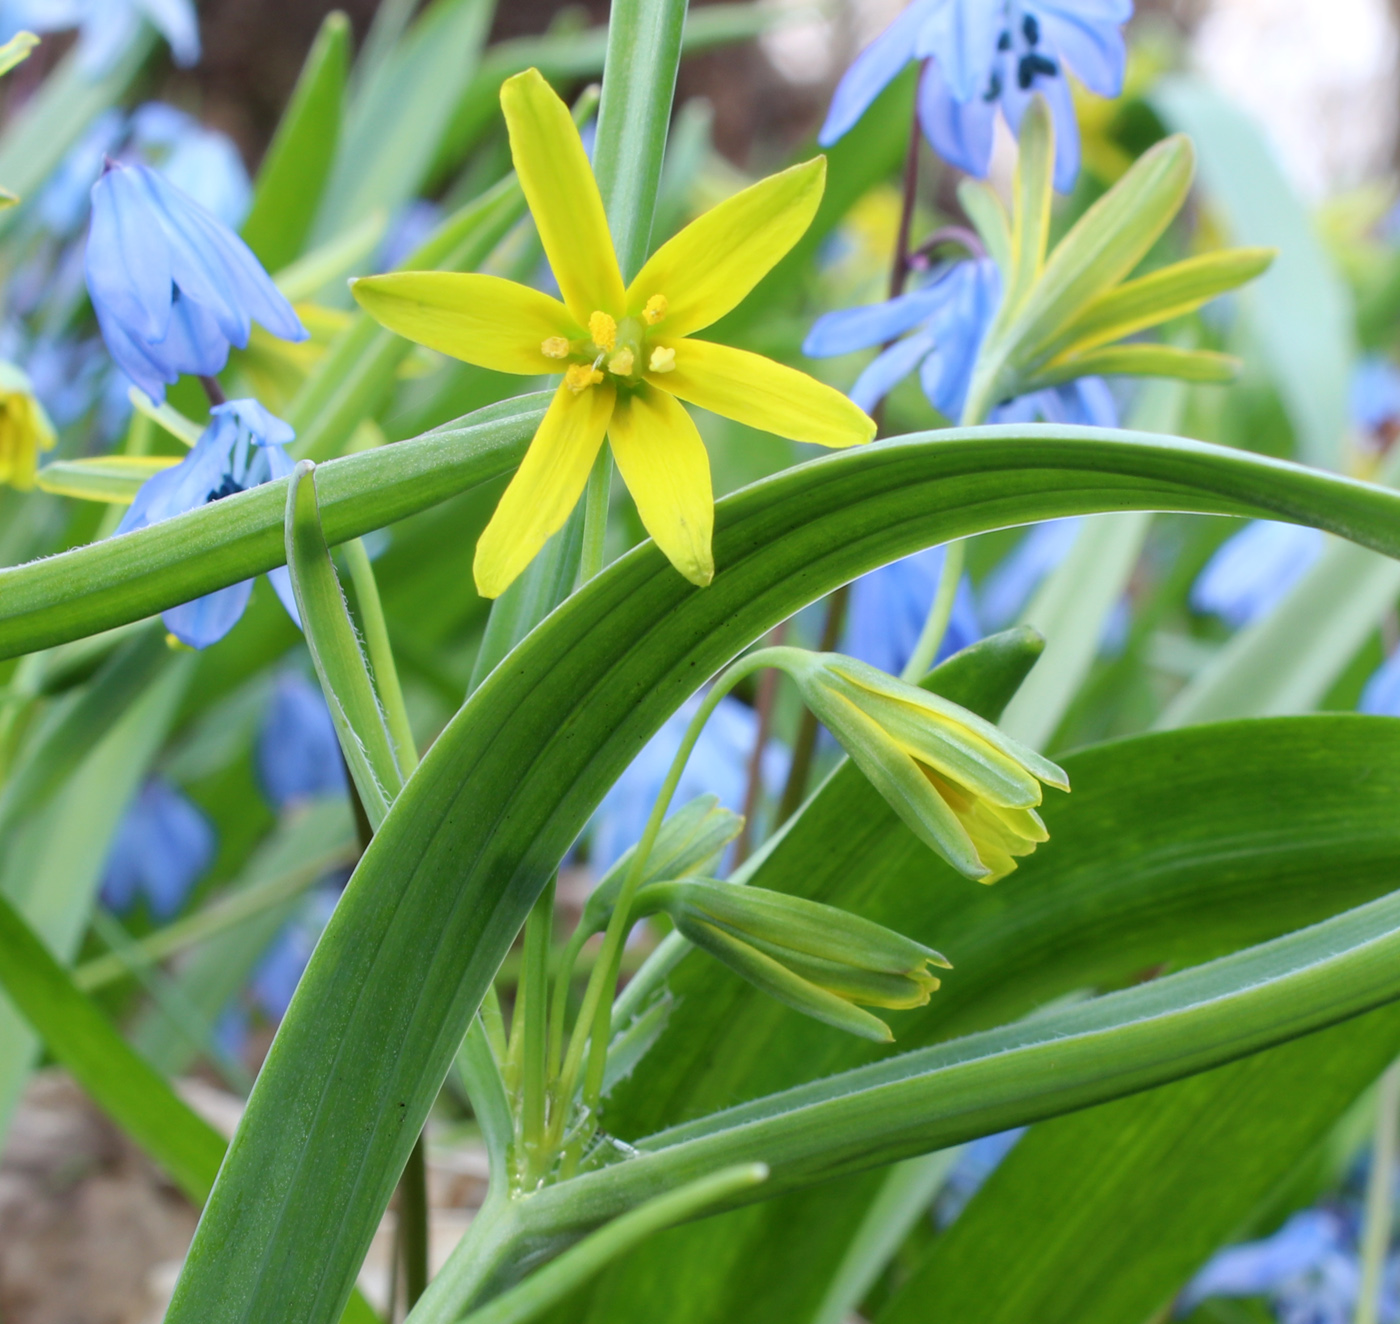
[1033,0,1129,97]
[256,672,347,811]
[912,0,1003,102]
[1179,1210,1343,1310]
[917,57,998,179]
[87,166,174,344]
[1351,355,1400,432]
[980,517,1084,629]
[818,0,938,146]
[1361,649,1400,716]
[99,778,215,919]
[1191,520,1326,629]
[850,330,935,413]
[163,579,255,649]
[804,282,953,357]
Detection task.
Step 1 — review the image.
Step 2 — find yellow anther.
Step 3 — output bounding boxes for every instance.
[588,311,617,352]
[541,336,570,359]
[648,346,676,374]
[608,348,635,377]
[565,363,605,393]
[643,294,668,326]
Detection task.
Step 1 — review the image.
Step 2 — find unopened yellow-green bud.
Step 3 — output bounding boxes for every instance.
[0,362,54,490]
[636,878,949,1042]
[775,649,1068,883]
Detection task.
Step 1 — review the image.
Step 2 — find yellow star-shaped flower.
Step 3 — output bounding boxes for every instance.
[352,68,876,598]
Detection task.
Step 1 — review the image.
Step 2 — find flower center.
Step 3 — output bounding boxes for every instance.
[545,296,676,393]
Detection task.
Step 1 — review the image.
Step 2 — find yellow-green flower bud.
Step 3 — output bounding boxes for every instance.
[780,650,1069,883]
[0,362,54,491]
[637,878,949,1043]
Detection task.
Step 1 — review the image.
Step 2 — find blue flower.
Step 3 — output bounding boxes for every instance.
[979,517,1084,629]
[819,0,1132,193]
[843,545,982,677]
[1191,520,1325,630]
[251,886,341,1021]
[85,160,305,403]
[804,257,1119,427]
[116,399,300,649]
[256,672,348,811]
[805,259,1001,420]
[1360,649,1400,716]
[100,777,215,919]
[590,693,790,874]
[1,0,200,74]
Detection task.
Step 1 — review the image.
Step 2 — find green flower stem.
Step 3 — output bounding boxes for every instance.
[558,647,795,1152]
[1356,1060,1400,1324]
[520,876,556,1186]
[342,537,418,773]
[900,538,966,682]
[579,450,612,585]
[405,1191,522,1324]
[548,924,591,1080]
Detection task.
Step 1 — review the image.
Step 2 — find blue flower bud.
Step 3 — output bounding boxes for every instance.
[85,160,305,402]
[100,777,215,919]
[256,672,348,811]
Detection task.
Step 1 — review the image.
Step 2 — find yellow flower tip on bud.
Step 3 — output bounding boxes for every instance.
[608,347,635,377]
[643,294,668,325]
[540,335,570,360]
[635,878,948,1042]
[0,362,54,491]
[588,310,617,352]
[778,649,1068,885]
[565,363,605,394]
[165,632,194,652]
[648,346,676,374]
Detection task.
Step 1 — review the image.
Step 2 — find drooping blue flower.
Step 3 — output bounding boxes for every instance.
[116,399,300,649]
[590,692,790,874]
[100,777,215,919]
[85,160,305,403]
[0,0,200,74]
[256,672,348,811]
[979,517,1084,630]
[843,545,982,677]
[1191,520,1325,630]
[804,258,1000,421]
[819,0,1132,193]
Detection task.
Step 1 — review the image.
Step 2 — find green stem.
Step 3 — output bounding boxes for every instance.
[555,648,790,1151]
[1356,1060,1400,1324]
[548,924,590,1080]
[900,539,965,682]
[400,1133,430,1311]
[404,1191,522,1324]
[342,537,418,774]
[520,876,555,1184]
[579,450,612,585]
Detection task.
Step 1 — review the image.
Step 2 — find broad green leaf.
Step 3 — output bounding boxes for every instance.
[309,0,493,252]
[1161,534,1400,727]
[877,1004,1400,1324]
[285,461,402,825]
[241,10,349,271]
[1034,247,1276,366]
[11,417,1400,665]
[1152,77,1355,469]
[567,717,1400,1324]
[274,211,387,303]
[163,412,1400,1321]
[0,654,190,1141]
[34,454,180,503]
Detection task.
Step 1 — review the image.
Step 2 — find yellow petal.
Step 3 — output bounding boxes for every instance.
[350,272,573,375]
[609,385,714,588]
[474,379,616,598]
[500,69,626,324]
[627,158,826,337]
[656,338,876,449]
